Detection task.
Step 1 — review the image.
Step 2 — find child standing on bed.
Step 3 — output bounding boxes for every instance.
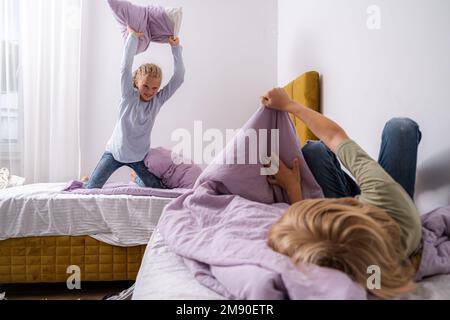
[85,27,185,189]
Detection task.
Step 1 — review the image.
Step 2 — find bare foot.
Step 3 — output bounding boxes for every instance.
[130,171,137,182]
[81,176,89,183]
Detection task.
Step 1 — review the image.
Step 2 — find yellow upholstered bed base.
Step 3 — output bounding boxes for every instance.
[0,236,146,284]
[284,71,321,146]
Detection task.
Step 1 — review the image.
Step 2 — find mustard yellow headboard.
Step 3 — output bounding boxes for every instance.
[284,71,320,146]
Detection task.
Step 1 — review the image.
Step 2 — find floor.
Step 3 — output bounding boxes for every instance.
[1,281,134,300]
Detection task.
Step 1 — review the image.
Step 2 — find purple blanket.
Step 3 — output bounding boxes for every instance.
[63,180,188,198]
[63,147,201,197]
[159,107,368,299]
[107,0,174,54]
[415,206,450,281]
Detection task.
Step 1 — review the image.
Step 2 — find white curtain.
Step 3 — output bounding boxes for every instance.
[20,0,82,183]
[0,0,22,177]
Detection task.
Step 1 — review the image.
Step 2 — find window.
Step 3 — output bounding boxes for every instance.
[0,0,22,171]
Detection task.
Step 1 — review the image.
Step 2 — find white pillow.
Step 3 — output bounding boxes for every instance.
[0,167,26,189]
[0,168,9,189]
[164,7,183,37]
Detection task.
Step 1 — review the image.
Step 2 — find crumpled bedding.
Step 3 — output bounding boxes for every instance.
[158,107,368,300]
[415,206,450,281]
[157,105,450,299]
[63,146,201,197]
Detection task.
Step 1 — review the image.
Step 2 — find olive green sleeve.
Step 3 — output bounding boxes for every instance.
[336,139,422,257]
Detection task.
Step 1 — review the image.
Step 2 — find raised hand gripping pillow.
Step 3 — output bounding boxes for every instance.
[107,0,183,54]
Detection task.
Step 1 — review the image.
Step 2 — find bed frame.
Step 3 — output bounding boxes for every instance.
[284,71,320,146]
[0,236,145,284]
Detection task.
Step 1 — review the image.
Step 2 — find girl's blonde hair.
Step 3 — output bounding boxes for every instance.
[133,63,162,85]
[268,198,416,299]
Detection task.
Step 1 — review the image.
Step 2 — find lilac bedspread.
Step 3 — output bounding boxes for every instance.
[107,0,174,54]
[63,180,188,198]
[415,206,450,281]
[158,107,368,300]
[62,147,201,198]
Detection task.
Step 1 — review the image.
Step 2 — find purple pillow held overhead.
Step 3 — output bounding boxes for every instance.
[107,0,177,54]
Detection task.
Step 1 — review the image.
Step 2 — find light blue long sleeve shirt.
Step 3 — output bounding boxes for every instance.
[106,34,185,163]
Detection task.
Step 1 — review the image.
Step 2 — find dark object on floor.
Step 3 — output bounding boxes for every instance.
[102,292,120,300]
[3,281,134,300]
[0,284,6,300]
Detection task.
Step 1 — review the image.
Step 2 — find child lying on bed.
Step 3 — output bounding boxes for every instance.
[85,26,185,189]
[262,88,423,299]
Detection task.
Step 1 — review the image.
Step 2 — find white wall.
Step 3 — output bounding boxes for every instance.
[80,0,278,182]
[80,0,449,212]
[278,0,450,213]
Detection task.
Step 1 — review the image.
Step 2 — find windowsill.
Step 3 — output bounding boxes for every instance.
[0,151,21,161]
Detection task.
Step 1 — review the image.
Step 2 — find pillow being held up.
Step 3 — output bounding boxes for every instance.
[107,0,183,54]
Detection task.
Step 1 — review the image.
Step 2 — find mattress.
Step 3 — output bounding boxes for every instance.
[0,183,175,246]
[132,229,450,300]
[132,228,225,300]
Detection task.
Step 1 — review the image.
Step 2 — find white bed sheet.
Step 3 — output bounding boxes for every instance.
[133,229,450,300]
[0,183,174,246]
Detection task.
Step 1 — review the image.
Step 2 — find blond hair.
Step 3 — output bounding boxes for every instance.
[268,198,416,299]
[133,63,162,86]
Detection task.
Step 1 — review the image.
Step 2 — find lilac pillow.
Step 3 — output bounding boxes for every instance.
[145,147,203,189]
[107,0,175,54]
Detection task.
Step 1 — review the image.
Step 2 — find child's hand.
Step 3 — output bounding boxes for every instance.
[265,155,303,204]
[265,155,301,192]
[169,36,180,47]
[127,26,144,38]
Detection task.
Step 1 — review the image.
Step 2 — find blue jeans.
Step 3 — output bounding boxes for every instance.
[302,118,422,199]
[135,176,145,188]
[86,152,165,189]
